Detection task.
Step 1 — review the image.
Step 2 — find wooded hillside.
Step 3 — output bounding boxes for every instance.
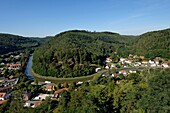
[131,28,170,58]
[0,33,50,55]
[32,30,132,78]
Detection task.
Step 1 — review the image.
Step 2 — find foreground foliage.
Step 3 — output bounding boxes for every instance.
[52,69,170,113]
[0,68,169,113]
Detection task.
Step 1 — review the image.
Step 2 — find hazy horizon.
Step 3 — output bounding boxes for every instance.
[1,27,170,38]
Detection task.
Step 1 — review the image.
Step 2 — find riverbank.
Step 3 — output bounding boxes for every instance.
[25,56,107,83]
[31,69,107,83]
[26,56,165,84]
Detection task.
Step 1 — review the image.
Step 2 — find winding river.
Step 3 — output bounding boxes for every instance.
[24,56,34,80]
[24,55,161,82]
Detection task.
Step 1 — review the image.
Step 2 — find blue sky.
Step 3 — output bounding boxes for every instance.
[0,0,170,37]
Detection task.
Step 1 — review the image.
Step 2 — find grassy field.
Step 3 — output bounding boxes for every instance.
[31,69,107,84]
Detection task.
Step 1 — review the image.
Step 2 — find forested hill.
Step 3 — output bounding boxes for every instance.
[32,36,52,45]
[0,33,51,55]
[131,28,170,58]
[33,30,132,78]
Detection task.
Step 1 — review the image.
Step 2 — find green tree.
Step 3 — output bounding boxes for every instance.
[138,74,170,113]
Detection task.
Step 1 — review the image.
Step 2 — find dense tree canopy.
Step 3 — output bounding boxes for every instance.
[33,30,131,78]
[138,72,170,113]
[52,69,170,113]
[131,28,170,58]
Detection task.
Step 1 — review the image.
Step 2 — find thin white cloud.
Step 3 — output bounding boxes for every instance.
[107,14,145,27]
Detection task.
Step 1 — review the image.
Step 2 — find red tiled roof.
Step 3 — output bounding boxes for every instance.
[139,56,145,59]
[119,70,127,73]
[0,100,7,105]
[0,93,6,98]
[54,88,68,95]
[34,101,42,107]
[10,63,21,67]
[142,60,148,63]
[45,85,55,90]
[0,86,12,91]
[9,75,15,79]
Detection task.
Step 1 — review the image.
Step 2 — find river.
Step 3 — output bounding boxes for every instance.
[24,56,34,80]
[24,56,160,81]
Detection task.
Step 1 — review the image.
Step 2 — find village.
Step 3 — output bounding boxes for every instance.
[0,52,169,107]
[102,54,170,76]
[0,53,25,105]
[0,52,75,107]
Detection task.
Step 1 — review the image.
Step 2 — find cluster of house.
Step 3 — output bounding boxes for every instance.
[96,54,170,78]
[0,53,24,72]
[0,53,26,105]
[0,75,19,104]
[8,62,22,70]
[104,54,169,69]
[114,69,137,76]
[23,81,68,108]
[0,62,22,71]
[0,75,69,107]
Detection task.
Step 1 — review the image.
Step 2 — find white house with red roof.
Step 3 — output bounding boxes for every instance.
[119,70,127,75]
[162,63,169,68]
